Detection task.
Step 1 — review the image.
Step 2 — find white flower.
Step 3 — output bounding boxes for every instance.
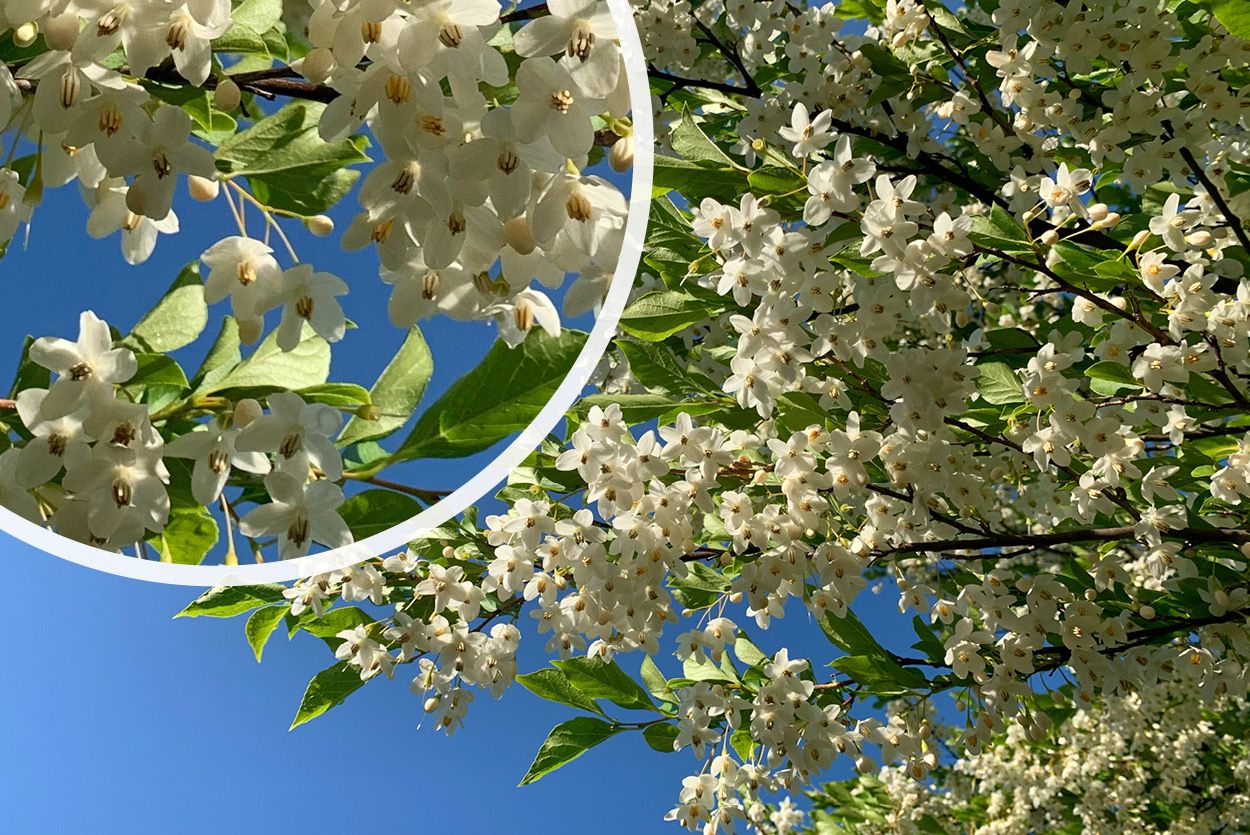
[201,236,283,341]
[92,106,217,220]
[165,423,271,506]
[271,264,349,352]
[29,311,137,419]
[779,103,835,158]
[235,391,343,481]
[238,472,352,560]
[1149,192,1200,251]
[85,179,180,265]
[61,443,170,543]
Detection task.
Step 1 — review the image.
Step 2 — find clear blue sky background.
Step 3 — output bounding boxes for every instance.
[2,533,913,833]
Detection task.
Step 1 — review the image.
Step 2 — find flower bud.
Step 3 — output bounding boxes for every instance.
[355,404,383,422]
[306,214,334,236]
[45,13,80,51]
[423,696,441,713]
[213,78,241,112]
[1101,211,1121,228]
[1139,604,1156,620]
[13,21,38,48]
[1186,230,1213,247]
[1128,229,1151,251]
[187,175,219,201]
[609,135,634,173]
[1039,229,1059,246]
[233,398,263,428]
[503,216,536,254]
[300,47,335,85]
[238,317,264,344]
[1087,202,1109,222]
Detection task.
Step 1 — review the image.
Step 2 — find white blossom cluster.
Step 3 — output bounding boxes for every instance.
[2,309,362,556]
[861,680,1250,834]
[0,0,631,348]
[0,0,637,560]
[202,1,1250,832]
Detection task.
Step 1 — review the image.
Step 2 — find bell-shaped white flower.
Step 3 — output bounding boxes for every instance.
[165,422,271,506]
[238,472,352,560]
[29,311,137,420]
[201,236,283,341]
[235,391,343,481]
[270,264,349,352]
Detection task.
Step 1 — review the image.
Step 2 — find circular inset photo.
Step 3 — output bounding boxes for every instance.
[0,0,652,584]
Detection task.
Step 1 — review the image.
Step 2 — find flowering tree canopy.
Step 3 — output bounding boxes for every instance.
[0,0,633,564]
[126,0,1250,831]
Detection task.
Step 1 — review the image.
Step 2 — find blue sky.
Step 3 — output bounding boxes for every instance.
[2,530,917,834]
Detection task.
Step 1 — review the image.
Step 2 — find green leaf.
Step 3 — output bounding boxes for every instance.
[652,155,745,203]
[518,717,620,785]
[153,508,218,565]
[124,262,208,353]
[216,101,370,216]
[289,606,375,642]
[516,668,608,717]
[129,354,190,391]
[730,725,755,761]
[734,635,769,668]
[619,291,714,341]
[295,383,371,408]
[394,329,586,461]
[245,605,288,662]
[337,489,422,539]
[201,323,330,394]
[619,340,712,396]
[968,204,1032,254]
[574,393,683,424]
[339,327,434,445]
[227,0,283,33]
[552,656,656,712]
[640,656,671,702]
[1085,360,1140,395]
[669,561,732,610]
[642,722,680,753]
[175,584,286,618]
[1211,0,1250,39]
[290,661,367,729]
[670,112,735,167]
[830,654,928,695]
[819,610,891,658]
[976,361,1024,405]
[191,316,242,391]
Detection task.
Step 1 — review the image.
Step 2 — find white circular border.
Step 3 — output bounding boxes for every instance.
[2,0,654,587]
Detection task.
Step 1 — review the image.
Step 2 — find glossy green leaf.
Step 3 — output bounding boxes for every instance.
[518,717,620,785]
[290,661,367,729]
[395,329,586,461]
[552,656,656,712]
[619,291,714,341]
[125,262,208,353]
[516,668,608,717]
[245,605,289,662]
[339,326,433,445]
[175,584,286,618]
[201,323,330,394]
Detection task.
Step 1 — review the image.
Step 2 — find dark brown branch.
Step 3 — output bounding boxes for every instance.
[880,524,1250,558]
[499,2,549,24]
[1178,145,1250,254]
